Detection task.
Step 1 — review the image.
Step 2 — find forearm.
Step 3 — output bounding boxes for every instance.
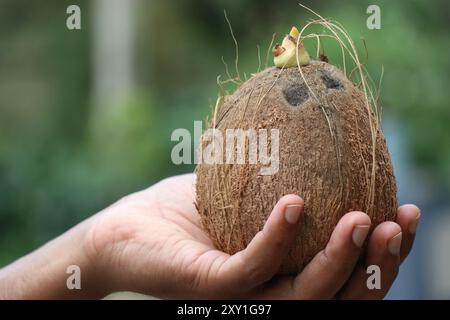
[0,217,106,299]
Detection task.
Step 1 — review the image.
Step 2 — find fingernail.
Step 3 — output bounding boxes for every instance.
[352,225,371,248]
[408,213,421,235]
[285,204,302,224]
[388,232,402,256]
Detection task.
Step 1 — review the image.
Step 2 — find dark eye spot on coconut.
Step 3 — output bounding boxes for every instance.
[282,82,309,107]
[320,71,343,90]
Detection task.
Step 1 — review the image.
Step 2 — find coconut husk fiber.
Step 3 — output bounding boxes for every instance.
[195,60,397,274]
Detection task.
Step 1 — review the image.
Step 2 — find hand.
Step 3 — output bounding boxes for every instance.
[86,173,420,299]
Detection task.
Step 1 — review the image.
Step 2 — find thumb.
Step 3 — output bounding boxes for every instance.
[212,194,304,295]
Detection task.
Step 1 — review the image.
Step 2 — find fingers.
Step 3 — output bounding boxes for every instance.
[255,211,371,299]
[338,204,421,299]
[291,211,371,299]
[209,195,304,296]
[395,204,420,262]
[337,221,402,299]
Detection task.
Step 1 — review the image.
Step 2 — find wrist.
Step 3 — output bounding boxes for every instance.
[0,217,108,299]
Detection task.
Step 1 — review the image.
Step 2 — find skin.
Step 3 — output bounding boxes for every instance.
[0,173,420,299]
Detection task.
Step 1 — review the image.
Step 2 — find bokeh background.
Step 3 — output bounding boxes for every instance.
[1,0,449,299]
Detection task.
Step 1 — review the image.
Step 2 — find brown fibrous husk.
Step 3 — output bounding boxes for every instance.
[195,60,397,274]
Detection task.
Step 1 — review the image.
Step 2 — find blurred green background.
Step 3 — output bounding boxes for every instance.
[0,0,449,298]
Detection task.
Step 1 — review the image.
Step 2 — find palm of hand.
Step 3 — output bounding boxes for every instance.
[93,174,231,298]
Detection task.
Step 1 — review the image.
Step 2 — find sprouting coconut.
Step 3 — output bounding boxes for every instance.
[195,11,397,274]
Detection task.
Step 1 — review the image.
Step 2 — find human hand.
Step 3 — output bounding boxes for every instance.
[86,173,420,299]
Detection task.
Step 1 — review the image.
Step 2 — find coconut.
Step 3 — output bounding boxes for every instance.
[195,60,397,274]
